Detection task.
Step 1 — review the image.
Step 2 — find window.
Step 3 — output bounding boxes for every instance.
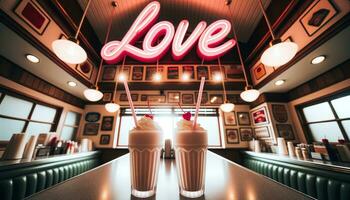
[0,90,61,141]
[299,92,350,142]
[60,111,81,141]
[117,108,221,147]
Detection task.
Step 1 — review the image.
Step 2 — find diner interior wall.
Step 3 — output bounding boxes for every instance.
[0,76,84,140]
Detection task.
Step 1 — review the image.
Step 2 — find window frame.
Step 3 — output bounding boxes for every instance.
[296,89,350,143]
[116,107,222,148]
[0,87,62,143]
[60,111,82,141]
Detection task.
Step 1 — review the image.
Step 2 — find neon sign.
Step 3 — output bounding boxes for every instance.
[101,1,236,63]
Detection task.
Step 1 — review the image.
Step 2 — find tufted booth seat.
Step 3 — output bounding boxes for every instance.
[242,151,350,200]
[0,151,100,200]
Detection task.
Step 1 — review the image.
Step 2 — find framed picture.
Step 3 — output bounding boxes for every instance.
[195,92,208,104]
[182,94,194,105]
[240,128,253,141]
[120,65,131,81]
[83,123,99,135]
[224,112,236,126]
[132,66,144,80]
[300,0,338,36]
[210,65,221,80]
[226,129,239,144]
[145,66,157,80]
[76,58,94,80]
[168,92,180,103]
[119,93,127,101]
[225,65,243,79]
[254,63,266,81]
[141,95,148,101]
[167,66,179,79]
[148,95,166,103]
[237,112,251,125]
[100,134,110,145]
[252,107,268,125]
[14,0,51,35]
[85,112,100,122]
[102,92,113,102]
[276,124,295,140]
[272,104,288,123]
[182,66,195,79]
[101,116,114,131]
[131,94,138,101]
[254,126,270,139]
[197,66,209,80]
[102,66,116,81]
[209,94,223,104]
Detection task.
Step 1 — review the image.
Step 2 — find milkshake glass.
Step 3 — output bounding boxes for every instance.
[174,117,208,198]
[128,115,163,198]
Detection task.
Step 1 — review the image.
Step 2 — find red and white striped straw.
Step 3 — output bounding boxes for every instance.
[123,80,138,127]
[193,77,205,129]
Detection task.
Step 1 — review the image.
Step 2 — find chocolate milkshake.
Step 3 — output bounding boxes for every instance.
[128,115,163,198]
[174,112,208,198]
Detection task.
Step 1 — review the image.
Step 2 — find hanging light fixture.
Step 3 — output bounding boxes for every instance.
[227,2,260,103]
[257,0,298,67]
[52,0,92,64]
[84,1,117,102]
[105,54,123,113]
[218,58,235,113]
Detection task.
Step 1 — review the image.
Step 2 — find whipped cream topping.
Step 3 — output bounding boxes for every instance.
[176,119,205,131]
[132,116,162,131]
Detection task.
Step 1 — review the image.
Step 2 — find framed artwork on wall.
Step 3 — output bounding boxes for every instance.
[141,95,148,101]
[224,111,236,126]
[167,66,179,79]
[252,107,268,125]
[209,94,223,104]
[83,123,99,135]
[76,58,94,80]
[14,0,51,35]
[225,65,243,79]
[101,116,114,131]
[271,104,288,123]
[119,93,128,101]
[254,126,270,139]
[226,129,239,144]
[182,66,195,79]
[102,66,116,81]
[210,65,221,80]
[102,92,113,102]
[100,134,110,145]
[120,66,131,81]
[237,112,251,125]
[132,66,144,80]
[168,92,180,103]
[197,66,209,80]
[254,63,266,81]
[276,124,295,140]
[240,128,253,141]
[148,95,166,103]
[85,112,100,122]
[182,94,194,105]
[299,0,338,36]
[195,92,208,104]
[145,66,157,80]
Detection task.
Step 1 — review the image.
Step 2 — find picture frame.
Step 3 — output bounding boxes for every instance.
[167,66,179,79]
[182,66,195,79]
[271,104,288,123]
[141,95,148,101]
[182,94,194,105]
[102,92,113,102]
[14,0,51,35]
[148,95,166,103]
[209,94,223,104]
[197,65,209,80]
[225,65,243,79]
[254,126,270,139]
[100,134,110,145]
[101,116,114,131]
[102,66,116,81]
[85,112,100,122]
[299,0,338,36]
[226,129,239,144]
[254,63,266,81]
[224,111,237,126]
[252,107,269,125]
[120,65,131,81]
[237,112,251,125]
[83,123,99,135]
[76,58,94,80]
[240,128,253,141]
[168,92,180,103]
[132,66,144,80]
[195,92,208,104]
[145,66,157,80]
[119,93,138,101]
[210,65,221,80]
[276,124,295,140]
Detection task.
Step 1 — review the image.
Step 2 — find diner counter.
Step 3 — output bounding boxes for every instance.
[27,151,312,200]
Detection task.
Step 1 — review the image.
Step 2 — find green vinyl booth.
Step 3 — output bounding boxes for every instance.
[0,152,100,200]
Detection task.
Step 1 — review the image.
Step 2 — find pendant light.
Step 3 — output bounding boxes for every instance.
[227,2,260,103]
[52,0,91,64]
[84,1,117,102]
[258,0,298,67]
[218,58,235,113]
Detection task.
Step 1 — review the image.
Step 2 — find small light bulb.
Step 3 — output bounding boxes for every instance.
[213,73,223,82]
[67,81,77,87]
[182,73,190,81]
[153,73,162,81]
[275,79,285,86]
[118,73,126,82]
[311,55,326,64]
[26,54,40,63]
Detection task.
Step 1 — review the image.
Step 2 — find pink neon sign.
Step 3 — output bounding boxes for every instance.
[101,1,236,63]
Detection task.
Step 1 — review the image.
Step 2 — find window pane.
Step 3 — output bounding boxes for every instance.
[309,122,343,142]
[303,102,335,122]
[60,126,77,141]
[26,122,51,136]
[0,95,33,119]
[341,120,350,139]
[119,116,137,146]
[0,118,25,140]
[331,95,350,119]
[65,112,81,126]
[31,104,57,123]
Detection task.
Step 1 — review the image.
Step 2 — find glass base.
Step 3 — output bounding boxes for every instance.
[180,189,204,198]
[131,189,155,198]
